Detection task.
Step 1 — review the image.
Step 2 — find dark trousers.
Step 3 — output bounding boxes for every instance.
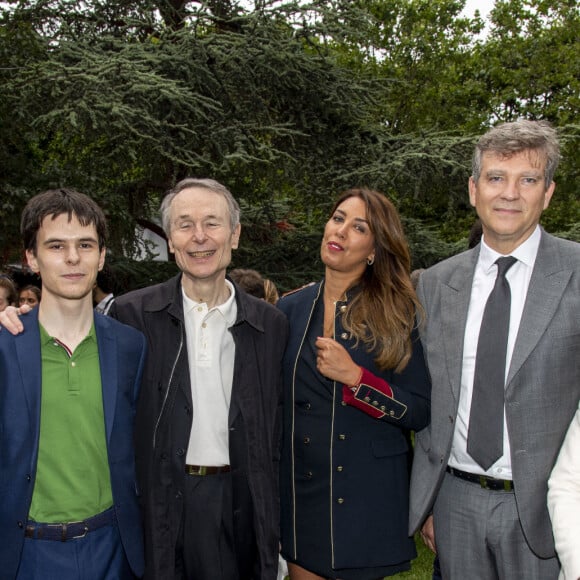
[175,471,249,580]
[432,555,442,580]
[16,521,133,580]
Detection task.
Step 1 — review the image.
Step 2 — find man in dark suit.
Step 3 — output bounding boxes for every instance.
[410,120,580,579]
[109,178,288,580]
[0,189,146,579]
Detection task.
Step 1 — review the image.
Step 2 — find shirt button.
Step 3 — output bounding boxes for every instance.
[340,332,348,340]
[303,437,311,444]
[340,305,347,313]
[305,402,311,410]
[202,322,207,328]
[197,307,203,312]
[337,466,344,472]
[71,361,76,367]
[176,448,185,456]
[337,498,345,504]
[338,434,346,441]
[306,471,313,479]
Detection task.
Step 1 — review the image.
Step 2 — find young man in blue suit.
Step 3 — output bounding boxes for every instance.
[410,120,580,579]
[0,189,147,579]
[2,180,288,580]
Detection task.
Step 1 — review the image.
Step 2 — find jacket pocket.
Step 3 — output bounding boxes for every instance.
[371,435,408,458]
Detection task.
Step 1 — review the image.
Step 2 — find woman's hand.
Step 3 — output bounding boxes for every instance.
[315,336,360,385]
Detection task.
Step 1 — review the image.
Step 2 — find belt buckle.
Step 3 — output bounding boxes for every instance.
[187,465,209,475]
[71,522,89,540]
[50,520,88,541]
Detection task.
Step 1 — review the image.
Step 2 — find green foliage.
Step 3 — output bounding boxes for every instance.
[0,0,578,280]
[96,255,179,295]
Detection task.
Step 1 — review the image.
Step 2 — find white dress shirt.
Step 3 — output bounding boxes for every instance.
[182,280,237,466]
[548,401,580,580]
[449,226,542,478]
[94,293,115,315]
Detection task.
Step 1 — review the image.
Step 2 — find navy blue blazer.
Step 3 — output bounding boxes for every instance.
[279,281,431,570]
[0,309,147,579]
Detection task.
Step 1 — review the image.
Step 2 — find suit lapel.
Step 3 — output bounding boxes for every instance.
[95,314,117,442]
[15,311,43,438]
[440,251,478,401]
[507,234,572,386]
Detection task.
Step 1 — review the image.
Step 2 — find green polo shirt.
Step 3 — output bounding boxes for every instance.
[29,323,113,522]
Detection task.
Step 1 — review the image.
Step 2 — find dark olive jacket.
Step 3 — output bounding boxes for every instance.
[111,274,288,580]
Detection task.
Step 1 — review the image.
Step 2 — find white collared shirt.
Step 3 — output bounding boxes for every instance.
[94,293,115,315]
[449,226,542,478]
[182,279,237,466]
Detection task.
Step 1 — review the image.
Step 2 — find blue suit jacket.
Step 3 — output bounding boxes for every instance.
[0,309,147,579]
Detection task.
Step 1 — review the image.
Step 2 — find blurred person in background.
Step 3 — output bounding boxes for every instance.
[549,402,580,580]
[18,285,41,308]
[0,275,18,312]
[229,268,266,299]
[263,278,280,305]
[93,265,116,315]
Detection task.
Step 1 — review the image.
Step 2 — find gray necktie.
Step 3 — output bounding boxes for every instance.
[467,256,517,470]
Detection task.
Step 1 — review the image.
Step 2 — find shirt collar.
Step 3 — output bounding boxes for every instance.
[96,293,114,308]
[479,225,542,273]
[39,321,97,347]
[182,279,237,326]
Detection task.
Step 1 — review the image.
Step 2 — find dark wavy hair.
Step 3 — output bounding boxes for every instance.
[21,188,107,253]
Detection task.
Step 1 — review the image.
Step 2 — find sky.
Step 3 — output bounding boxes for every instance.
[462,0,496,18]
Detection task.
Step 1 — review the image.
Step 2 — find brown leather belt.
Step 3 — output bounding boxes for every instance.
[185,464,231,476]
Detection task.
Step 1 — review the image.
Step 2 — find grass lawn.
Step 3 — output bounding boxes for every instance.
[391,536,434,579]
[281,536,435,580]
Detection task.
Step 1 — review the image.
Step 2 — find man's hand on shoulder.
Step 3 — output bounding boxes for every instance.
[0,305,29,334]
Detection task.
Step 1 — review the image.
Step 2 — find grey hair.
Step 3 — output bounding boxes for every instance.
[160,178,241,236]
[472,119,560,189]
